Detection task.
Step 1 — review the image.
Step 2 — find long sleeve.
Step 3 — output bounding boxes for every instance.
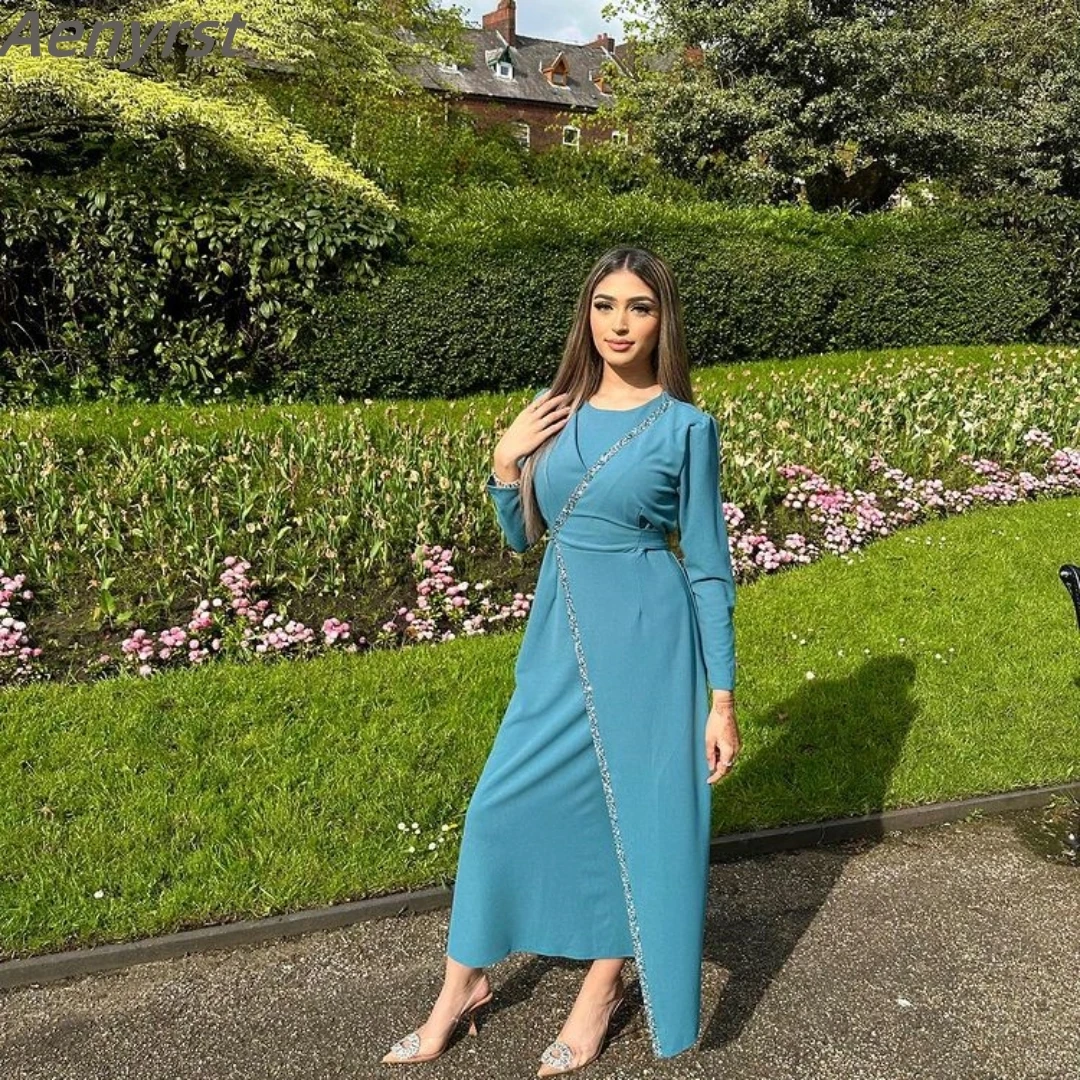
[485,462,531,553]
[484,387,549,554]
[677,414,737,692]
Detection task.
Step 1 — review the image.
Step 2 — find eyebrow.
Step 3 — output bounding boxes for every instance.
[593,294,657,302]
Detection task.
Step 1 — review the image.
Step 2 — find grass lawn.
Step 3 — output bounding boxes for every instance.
[1,493,1076,960]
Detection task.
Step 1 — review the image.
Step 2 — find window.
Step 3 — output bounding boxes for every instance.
[552,70,566,85]
[611,130,628,145]
[495,60,512,78]
[511,121,530,149]
[562,125,580,148]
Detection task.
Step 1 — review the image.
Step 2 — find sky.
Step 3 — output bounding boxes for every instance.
[433,1,641,46]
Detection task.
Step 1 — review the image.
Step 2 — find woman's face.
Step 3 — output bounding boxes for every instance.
[589,269,661,373]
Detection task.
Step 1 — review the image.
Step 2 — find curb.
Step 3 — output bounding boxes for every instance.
[2,779,1077,992]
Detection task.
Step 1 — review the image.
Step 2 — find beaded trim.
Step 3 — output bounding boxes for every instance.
[488,470,521,489]
[549,391,671,1058]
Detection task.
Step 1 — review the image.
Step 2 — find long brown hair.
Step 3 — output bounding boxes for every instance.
[516,245,697,547]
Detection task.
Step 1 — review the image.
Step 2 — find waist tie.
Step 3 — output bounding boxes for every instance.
[551,529,670,554]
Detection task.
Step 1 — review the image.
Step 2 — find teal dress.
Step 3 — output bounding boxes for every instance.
[446,389,737,1059]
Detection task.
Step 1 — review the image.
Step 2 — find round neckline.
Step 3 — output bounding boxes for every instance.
[583,390,666,413]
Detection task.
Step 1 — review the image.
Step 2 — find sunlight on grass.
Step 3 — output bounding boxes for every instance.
[1,494,1076,959]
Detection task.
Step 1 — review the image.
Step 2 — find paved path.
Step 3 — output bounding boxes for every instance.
[2,809,1077,1080]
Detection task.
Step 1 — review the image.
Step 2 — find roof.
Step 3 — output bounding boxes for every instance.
[394,25,633,109]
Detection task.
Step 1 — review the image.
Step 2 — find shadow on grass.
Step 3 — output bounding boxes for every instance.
[698,653,918,1049]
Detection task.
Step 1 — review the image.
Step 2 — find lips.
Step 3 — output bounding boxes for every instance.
[607,340,633,346]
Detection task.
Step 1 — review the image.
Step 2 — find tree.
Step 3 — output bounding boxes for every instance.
[0,0,470,202]
[603,0,1080,208]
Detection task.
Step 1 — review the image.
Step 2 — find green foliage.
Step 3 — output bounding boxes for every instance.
[0,50,393,205]
[0,168,409,405]
[606,0,1080,207]
[522,137,681,197]
[344,102,531,209]
[291,188,1053,400]
[949,190,1080,343]
[0,0,467,201]
[0,3,484,404]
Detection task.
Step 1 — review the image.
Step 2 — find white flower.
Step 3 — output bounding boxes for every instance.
[805,671,816,680]
[93,889,105,899]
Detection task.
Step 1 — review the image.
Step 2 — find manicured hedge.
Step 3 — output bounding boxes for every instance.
[289,188,1061,401]
[5,170,1078,407]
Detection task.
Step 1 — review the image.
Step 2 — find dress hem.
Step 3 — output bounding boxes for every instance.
[446,943,634,966]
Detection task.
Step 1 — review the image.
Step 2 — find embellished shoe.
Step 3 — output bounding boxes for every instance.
[536,992,626,1076]
[381,976,494,1065]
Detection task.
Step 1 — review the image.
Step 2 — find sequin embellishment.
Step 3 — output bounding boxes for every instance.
[549,391,671,1058]
[386,1031,421,1059]
[539,1039,575,1069]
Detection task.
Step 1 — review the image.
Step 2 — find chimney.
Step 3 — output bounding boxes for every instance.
[591,32,615,52]
[482,0,516,46]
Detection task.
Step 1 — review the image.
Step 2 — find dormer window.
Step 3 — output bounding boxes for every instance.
[437,61,460,73]
[543,52,571,87]
[494,60,513,78]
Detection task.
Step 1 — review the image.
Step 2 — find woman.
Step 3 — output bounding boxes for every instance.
[382,246,741,1073]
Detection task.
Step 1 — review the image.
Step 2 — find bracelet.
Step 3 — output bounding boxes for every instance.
[489,470,521,489]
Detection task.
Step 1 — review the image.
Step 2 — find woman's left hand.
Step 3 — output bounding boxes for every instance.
[705,698,740,785]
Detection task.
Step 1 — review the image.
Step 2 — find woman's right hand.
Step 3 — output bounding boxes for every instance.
[492,390,572,480]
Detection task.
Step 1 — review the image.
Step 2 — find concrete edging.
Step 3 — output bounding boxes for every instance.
[2,779,1077,991]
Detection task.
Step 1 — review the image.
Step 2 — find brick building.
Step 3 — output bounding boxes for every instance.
[395,0,674,153]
